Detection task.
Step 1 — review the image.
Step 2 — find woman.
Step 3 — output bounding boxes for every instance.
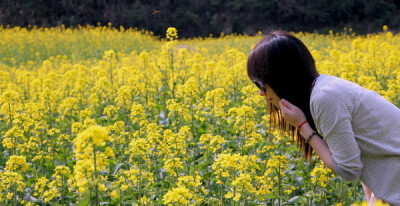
[247,30,400,205]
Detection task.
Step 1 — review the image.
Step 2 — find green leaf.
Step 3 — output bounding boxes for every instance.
[287,196,300,204]
[112,162,129,176]
[76,190,91,206]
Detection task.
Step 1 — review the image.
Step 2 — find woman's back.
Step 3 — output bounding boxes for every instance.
[310,74,400,205]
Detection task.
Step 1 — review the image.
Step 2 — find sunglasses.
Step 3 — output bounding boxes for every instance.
[253,80,266,92]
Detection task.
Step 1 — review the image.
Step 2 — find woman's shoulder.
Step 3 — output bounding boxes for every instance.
[311,74,362,101]
[316,74,364,90]
[310,74,363,114]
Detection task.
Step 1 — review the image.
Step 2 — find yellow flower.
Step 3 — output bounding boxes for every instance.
[2,126,24,149]
[103,49,117,61]
[58,97,79,117]
[42,187,59,203]
[115,86,132,108]
[202,88,229,118]
[233,193,241,201]
[267,155,288,172]
[140,196,151,205]
[163,186,193,205]
[166,27,178,41]
[5,155,29,172]
[74,125,111,153]
[110,190,119,199]
[54,166,71,176]
[98,183,106,191]
[212,153,258,176]
[34,177,49,193]
[221,171,229,177]
[176,77,200,102]
[310,162,333,188]
[6,192,13,200]
[376,200,390,206]
[199,134,226,152]
[225,191,234,198]
[130,103,146,125]
[103,105,117,120]
[177,175,202,189]
[121,184,129,191]
[284,189,292,194]
[164,157,184,176]
[0,89,20,104]
[1,171,25,193]
[105,146,115,157]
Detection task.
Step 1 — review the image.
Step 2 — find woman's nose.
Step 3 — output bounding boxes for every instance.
[259,90,266,96]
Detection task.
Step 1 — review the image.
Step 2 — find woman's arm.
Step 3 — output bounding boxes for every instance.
[279,95,363,182]
[298,122,335,170]
[362,182,375,204]
[279,99,335,170]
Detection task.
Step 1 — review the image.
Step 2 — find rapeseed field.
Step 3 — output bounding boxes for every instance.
[0,25,398,205]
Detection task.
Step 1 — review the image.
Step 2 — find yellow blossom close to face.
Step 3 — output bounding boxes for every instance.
[351,199,389,206]
[310,163,334,188]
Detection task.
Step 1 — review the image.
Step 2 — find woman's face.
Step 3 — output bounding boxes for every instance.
[259,84,281,108]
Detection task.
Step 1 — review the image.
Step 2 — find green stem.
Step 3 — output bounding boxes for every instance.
[138,166,142,200]
[93,145,99,206]
[340,178,343,205]
[170,49,175,99]
[62,176,65,205]
[8,103,12,128]
[278,159,281,206]
[13,184,17,206]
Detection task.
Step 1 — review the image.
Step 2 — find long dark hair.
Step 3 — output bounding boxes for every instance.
[247,30,319,160]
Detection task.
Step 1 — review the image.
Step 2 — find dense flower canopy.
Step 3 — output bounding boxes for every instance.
[0,26,397,205]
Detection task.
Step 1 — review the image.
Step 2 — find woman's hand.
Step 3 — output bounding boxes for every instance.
[279,99,337,172]
[278,99,307,127]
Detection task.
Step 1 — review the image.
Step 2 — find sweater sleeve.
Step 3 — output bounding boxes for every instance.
[311,89,363,182]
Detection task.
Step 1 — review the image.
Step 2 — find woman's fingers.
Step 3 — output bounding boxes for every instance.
[278,99,288,109]
[279,99,295,110]
[279,99,306,127]
[279,107,296,126]
[279,102,293,118]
